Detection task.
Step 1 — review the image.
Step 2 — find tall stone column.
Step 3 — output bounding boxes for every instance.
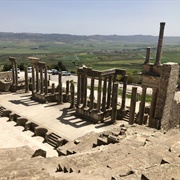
[149,88,158,127]
[111,82,118,124]
[70,81,75,108]
[155,22,165,65]
[11,62,15,85]
[121,75,127,110]
[138,86,147,125]
[40,68,43,94]
[25,66,29,93]
[106,76,112,109]
[102,77,107,112]
[144,47,151,64]
[82,75,87,108]
[129,87,137,125]
[36,66,39,93]
[14,60,18,87]
[76,74,81,107]
[97,77,102,112]
[51,83,55,94]
[58,72,63,104]
[44,67,48,95]
[90,77,95,110]
[80,75,84,104]
[66,80,69,95]
[32,66,35,92]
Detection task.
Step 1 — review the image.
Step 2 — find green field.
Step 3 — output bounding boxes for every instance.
[0,40,180,85]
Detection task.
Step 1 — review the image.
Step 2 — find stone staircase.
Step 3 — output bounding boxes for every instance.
[46,133,68,149]
[123,109,137,122]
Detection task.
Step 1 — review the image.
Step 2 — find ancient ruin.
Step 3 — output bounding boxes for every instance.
[0,22,180,179]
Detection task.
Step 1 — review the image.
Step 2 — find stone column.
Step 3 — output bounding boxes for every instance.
[36,66,39,93]
[111,82,118,124]
[129,87,137,125]
[97,77,102,112]
[40,68,43,94]
[144,47,151,64]
[51,83,55,94]
[106,76,112,109]
[44,67,48,95]
[155,22,165,65]
[14,60,18,87]
[90,77,95,110]
[80,75,84,104]
[138,86,147,125]
[121,75,127,110]
[58,72,63,104]
[102,77,107,112]
[66,80,69,95]
[11,63,15,85]
[25,66,29,93]
[32,66,35,92]
[70,81,75,108]
[82,75,87,108]
[76,74,81,107]
[149,88,158,127]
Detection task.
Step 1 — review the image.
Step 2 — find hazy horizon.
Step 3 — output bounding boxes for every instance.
[1,0,180,36]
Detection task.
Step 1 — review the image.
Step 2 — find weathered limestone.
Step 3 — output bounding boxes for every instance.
[76,67,126,123]
[9,57,18,91]
[129,87,137,125]
[144,47,151,64]
[155,22,165,65]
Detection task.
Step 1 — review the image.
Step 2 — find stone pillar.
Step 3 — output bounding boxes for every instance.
[149,88,158,127]
[138,86,147,125]
[106,76,112,109]
[36,66,39,93]
[129,87,137,125]
[144,47,151,64]
[111,82,118,124]
[44,67,48,95]
[76,74,81,107]
[66,80,69,95]
[121,75,127,110]
[80,75,84,104]
[32,66,35,92]
[70,81,75,108]
[14,60,18,87]
[154,63,179,129]
[11,62,15,85]
[155,22,165,65]
[25,66,29,93]
[40,68,43,94]
[58,72,63,104]
[90,77,95,110]
[97,77,102,112]
[102,77,107,112]
[82,75,87,108]
[51,83,55,94]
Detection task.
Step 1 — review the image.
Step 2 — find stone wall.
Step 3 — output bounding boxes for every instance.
[154,63,179,129]
[0,72,12,80]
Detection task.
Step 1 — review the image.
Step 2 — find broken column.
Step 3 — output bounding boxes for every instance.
[102,77,107,112]
[97,77,102,112]
[58,72,63,104]
[70,81,75,108]
[144,47,151,64]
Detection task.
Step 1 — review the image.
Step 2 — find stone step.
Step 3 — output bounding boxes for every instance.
[47,140,57,148]
[50,133,61,139]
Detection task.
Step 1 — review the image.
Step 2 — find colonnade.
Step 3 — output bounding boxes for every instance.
[76,67,127,123]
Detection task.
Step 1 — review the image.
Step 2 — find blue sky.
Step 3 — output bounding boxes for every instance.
[0,0,180,36]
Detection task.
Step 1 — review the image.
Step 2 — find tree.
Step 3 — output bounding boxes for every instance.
[3,63,11,71]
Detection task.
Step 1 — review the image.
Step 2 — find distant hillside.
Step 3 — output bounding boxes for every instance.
[0,32,180,45]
